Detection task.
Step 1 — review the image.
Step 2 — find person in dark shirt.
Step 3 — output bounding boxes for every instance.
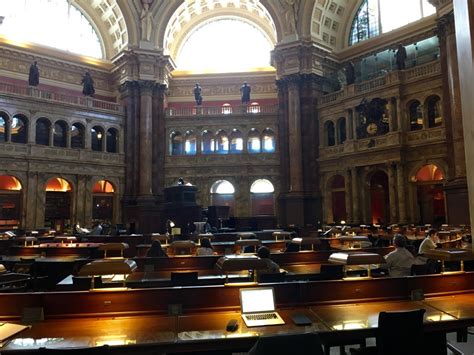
[147,240,168,257]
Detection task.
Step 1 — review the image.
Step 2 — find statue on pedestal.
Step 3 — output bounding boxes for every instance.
[81,71,95,97]
[395,43,407,70]
[194,83,203,106]
[240,82,251,104]
[28,61,39,86]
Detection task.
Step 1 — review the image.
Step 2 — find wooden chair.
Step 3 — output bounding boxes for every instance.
[350,309,426,355]
[170,240,196,256]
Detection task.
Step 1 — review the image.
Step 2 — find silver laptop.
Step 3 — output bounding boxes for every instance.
[239,287,285,327]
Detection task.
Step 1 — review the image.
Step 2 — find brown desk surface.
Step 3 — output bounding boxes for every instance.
[2,295,474,352]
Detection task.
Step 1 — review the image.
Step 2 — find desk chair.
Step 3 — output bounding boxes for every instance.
[170,240,196,255]
[350,309,425,355]
[72,276,103,290]
[170,271,198,286]
[234,239,261,254]
[319,264,344,280]
[248,332,324,355]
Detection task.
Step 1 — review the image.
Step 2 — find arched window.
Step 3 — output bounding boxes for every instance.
[248,102,261,114]
[53,120,68,147]
[91,126,104,152]
[106,128,118,153]
[35,118,51,146]
[250,179,275,216]
[329,175,346,223]
[92,180,115,222]
[412,164,445,224]
[176,18,273,73]
[349,0,435,46]
[201,130,215,154]
[11,114,27,144]
[0,0,103,58]
[71,123,85,149]
[426,96,442,128]
[248,129,261,153]
[326,121,335,146]
[409,100,423,131]
[210,180,235,215]
[216,130,229,154]
[184,131,197,155]
[0,113,8,143]
[170,131,184,155]
[337,118,346,145]
[222,104,232,115]
[45,177,72,232]
[230,129,243,154]
[262,128,275,153]
[0,175,22,229]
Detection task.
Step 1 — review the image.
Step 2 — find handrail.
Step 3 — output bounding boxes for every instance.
[166,104,278,117]
[0,82,122,113]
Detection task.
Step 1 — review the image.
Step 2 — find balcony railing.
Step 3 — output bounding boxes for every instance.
[0,82,123,113]
[166,104,278,117]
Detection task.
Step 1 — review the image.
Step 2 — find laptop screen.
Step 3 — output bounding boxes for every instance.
[240,287,275,313]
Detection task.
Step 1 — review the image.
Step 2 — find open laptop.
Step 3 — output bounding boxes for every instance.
[239,287,285,327]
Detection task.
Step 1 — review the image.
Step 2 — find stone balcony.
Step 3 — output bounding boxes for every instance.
[166,104,278,118]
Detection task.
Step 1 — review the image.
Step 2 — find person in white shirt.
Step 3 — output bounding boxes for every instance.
[418,229,438,255]
[384,234,417,277]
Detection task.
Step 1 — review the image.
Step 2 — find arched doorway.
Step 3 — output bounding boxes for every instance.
[250,179,274,216]
[210,180,235,216]
[412,164,445,225]
[330,175,346,223]
[45,177,72,231]
[92,180,115,223]
[0,175,22,229]
[370,171,389,224]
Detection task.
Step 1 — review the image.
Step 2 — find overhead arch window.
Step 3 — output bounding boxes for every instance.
[250,179,275,216]
[91,126,104,152]
[248,102,261,114]
[11,114,27,144]
[106,128,118,153]
[262,128,275,153]
[176,18,273,73]
[170,131,184,155]
[222,104,232,115]
[426,96,442,128]
[337,118,346,145]
[71,123,85,149]
[0,0,103,58]
[248,129,261,153]
[409,100,423,131]
[53,120,68,148]
[0,113,7,143]
[349,0,435,46]
[202,130,215,154]
[326,121,335,146]
[216,130,229,154]
[36,118,51,146]
[230,129,243,154]
[184,131,197,155]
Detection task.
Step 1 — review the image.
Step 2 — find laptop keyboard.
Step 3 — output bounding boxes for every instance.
[247,313,277,320]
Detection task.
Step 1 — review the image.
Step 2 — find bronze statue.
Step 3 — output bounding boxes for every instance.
[345,61,355,85]
[81,71,95,96]
[395,44,407,70]
[193,83,203,106]
[240,82,251,104]
[28,61,39,86]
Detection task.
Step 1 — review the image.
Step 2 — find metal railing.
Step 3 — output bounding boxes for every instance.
[0,82,122,113]
[166,104,278,117]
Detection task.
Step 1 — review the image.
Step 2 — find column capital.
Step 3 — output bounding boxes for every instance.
[436,11,455,39]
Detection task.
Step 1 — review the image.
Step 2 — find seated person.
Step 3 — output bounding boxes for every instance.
[283,241,300,253]
[383,234,420,277]
[418,229,438,255]
[196,237,214,256]
[146,240,168,257]
[257,246,281,274]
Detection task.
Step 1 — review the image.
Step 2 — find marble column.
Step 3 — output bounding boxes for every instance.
[396,162,407,224]
[287,79,303,193]
[351,167,360,224]
[387,163,397,224]
[347,109,354,140]
[138,80,154,197]
[344,169,352,223]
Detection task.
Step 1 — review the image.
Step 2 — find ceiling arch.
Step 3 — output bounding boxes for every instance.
[158,0,278,62]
